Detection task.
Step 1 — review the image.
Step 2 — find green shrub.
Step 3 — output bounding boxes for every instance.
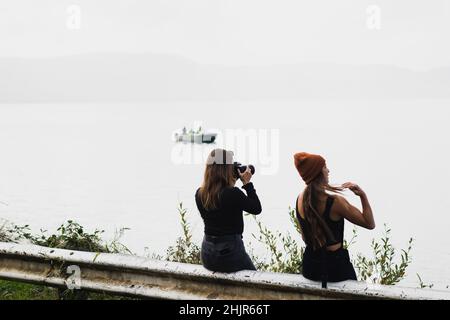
[166,203,201,264]
[1,220,132,300]
[0,221,10,242]
[165,203,416,287]
[354,224,413,285]
[416,274,434,289]
[6,220,131,254]
[250,208,417,287]
[250,214,303,274]
[1,220,28,243]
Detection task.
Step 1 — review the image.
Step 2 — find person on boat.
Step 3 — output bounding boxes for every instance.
[195,148,262,272]
[293,152,375,286]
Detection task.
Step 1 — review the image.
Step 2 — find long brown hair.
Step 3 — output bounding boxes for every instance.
[301,173,343,250]
[199,149,236,211]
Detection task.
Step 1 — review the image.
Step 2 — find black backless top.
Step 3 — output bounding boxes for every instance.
[296,196,344,248]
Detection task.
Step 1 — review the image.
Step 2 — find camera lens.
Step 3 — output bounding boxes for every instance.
[236,164,255,175]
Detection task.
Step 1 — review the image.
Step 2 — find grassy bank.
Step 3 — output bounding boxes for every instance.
[0,280,58,300]
[0,280,137,300]
[0,220,135,300]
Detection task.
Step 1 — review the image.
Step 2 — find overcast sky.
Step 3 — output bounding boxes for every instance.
[1,0,450,70]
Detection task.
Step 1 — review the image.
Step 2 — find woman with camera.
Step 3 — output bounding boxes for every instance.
[195,148,262,273]
[293,152,375,286]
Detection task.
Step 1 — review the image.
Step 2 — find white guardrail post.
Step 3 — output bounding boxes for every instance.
[0,242,449,300]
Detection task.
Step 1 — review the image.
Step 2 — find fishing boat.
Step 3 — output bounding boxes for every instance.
[173,127,217,144]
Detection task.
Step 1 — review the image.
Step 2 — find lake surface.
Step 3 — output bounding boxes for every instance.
[0,100,449,290]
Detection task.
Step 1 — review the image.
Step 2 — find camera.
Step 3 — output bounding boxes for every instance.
[233,162,255,177]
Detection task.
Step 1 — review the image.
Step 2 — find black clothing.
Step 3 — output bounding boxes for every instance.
[296,195,357,283]
[195,182,262,236]
[195,182,261,272]
[296,196,344,247]
[302,246,357,282]
[201,234,256,273]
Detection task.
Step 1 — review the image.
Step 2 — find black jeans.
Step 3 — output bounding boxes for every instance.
[302,246,357,282]
[201,234,256,273]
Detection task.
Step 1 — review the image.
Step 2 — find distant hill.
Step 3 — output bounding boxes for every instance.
[0,53,449,102]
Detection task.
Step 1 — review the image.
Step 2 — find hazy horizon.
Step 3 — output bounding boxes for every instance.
[2,1,450,70]
[3,51,450,70]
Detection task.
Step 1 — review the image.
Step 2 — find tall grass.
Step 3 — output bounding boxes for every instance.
[167,202,422,287]
[6,220,131,254]
[250,215,304,274]
[354,225,414,285]
[1,219,132,300]
[0,222,9,242]
[166,203,201,264]
[0,203,432,299]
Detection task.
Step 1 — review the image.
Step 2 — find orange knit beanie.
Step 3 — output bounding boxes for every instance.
[294,152,326,185]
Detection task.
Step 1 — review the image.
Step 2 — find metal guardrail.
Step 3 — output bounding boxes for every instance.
[0,242,449,300]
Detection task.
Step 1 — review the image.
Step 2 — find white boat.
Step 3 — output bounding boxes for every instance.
[173,127,217,144]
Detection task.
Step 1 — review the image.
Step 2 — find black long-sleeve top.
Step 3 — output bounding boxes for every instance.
[195,182,262,236]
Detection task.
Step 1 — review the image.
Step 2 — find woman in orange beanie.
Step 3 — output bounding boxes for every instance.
[293,152,375,287]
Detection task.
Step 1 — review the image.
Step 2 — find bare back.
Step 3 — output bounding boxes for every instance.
[296,192,343,251]
[297,192,342,222]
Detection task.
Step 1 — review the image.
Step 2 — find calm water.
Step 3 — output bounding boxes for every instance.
[0,101,449,290]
